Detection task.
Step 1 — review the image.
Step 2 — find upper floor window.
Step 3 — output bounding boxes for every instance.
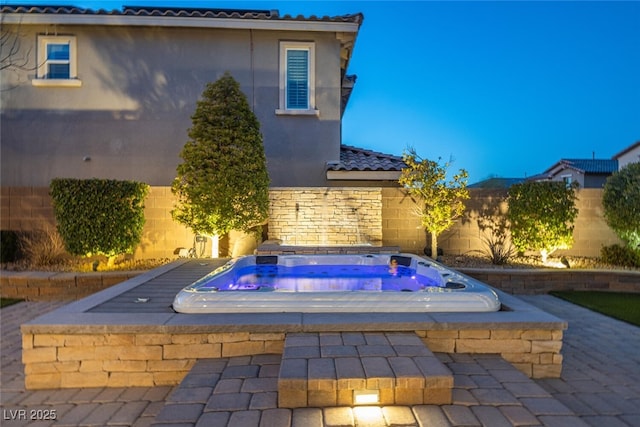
[276,41,317,116]
[32,35,82,87]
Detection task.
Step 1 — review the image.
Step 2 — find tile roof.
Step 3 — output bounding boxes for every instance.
[0,4,364,24]
[551,159,619,174]
[468,177,525,189]
[329,145,407,172]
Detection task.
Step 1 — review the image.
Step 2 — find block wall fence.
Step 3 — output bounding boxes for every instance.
[1,186,621,260]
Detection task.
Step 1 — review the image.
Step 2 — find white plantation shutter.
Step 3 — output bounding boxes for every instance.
[286,49,309,109]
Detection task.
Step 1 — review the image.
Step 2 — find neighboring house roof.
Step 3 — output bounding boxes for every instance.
[544,159,619,175]
[526,172,552,182]
[612,141,640,160]
[468,177,525,189]
[326,145,406,181]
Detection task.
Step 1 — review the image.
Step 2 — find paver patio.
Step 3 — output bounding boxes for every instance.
[2,293,639,426]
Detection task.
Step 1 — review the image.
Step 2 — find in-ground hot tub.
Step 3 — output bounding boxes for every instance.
[173,253,500,313]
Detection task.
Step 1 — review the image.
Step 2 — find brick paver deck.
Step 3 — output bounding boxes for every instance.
[278,332,452,407]
[2,295,639,426]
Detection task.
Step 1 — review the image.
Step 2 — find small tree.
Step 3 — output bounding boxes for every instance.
[399,148,469,259]
[602,162,640,249]
[507,181,579,263]
[172,72,270,256]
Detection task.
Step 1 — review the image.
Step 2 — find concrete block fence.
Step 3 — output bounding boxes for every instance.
[1,185,622,260]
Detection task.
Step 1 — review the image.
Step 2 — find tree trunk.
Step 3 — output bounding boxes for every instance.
[431,232,438,260]
[211,234,219,258]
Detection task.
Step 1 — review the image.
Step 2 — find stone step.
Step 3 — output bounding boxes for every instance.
[277,332,453,408]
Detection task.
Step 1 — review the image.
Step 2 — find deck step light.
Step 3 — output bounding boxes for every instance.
[354,389,379,405]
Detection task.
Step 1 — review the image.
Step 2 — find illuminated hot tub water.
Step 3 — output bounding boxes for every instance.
[172,253,501,313]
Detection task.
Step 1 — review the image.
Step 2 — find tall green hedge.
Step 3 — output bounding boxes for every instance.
[50,178,149,258]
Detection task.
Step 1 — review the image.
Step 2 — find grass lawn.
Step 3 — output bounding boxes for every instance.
[0,298,23,308]
[550,291,640,327]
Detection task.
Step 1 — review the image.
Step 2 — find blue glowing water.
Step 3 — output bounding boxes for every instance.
[203,264,443,292]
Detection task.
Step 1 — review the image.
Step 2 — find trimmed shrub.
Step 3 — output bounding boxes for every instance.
[50,178,149,260]
[1,230,21,263]
[601,244,640,268]
[602,162,640,249]
[507,181,579,263]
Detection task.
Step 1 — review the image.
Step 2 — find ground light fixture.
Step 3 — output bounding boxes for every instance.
[353,389,379,405]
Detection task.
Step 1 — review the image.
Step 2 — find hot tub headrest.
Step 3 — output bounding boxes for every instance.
[390,255,412,267]
[256,255,278,265]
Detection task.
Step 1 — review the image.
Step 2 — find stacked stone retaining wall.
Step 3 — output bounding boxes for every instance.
[1,271,141,301]
[460,269,640,295]
[3,269,638,301]
[21,324,564,390]
[21,331,286,389]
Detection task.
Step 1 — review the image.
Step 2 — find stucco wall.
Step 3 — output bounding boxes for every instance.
[1,25,342,187]
[617,147,640,169]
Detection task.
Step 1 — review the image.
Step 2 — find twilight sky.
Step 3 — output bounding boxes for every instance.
[6,0,639,183]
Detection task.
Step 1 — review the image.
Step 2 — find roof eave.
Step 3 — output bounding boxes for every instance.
[1,13,362,32]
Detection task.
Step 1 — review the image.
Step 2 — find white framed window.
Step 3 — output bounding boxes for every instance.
[561,174,573,188]
[32,35,82,87]
[276,41,318,116]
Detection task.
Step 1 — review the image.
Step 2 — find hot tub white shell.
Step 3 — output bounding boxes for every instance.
[172,253,501,313]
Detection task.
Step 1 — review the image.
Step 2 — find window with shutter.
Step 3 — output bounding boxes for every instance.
[277,41,317,116]
[286,49,309,109]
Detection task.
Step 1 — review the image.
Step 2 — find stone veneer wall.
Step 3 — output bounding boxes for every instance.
[268,188,382,246]
[22,326,562,390]
[0,271,141,301]
[419,328,564,378]
[21,331,285,390]
[460,269,640,294]
[4,269,638,301]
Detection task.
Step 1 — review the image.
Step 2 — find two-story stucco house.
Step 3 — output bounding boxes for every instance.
[1,5,373,187]
[1,5,409,257]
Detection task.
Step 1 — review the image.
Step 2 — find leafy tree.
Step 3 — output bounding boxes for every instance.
[507,181,579,263]
[602,162,640,249]
[398,148,469,259]
[172,72,270,256]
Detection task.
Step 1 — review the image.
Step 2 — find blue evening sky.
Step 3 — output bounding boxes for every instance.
[5,0,639,182]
